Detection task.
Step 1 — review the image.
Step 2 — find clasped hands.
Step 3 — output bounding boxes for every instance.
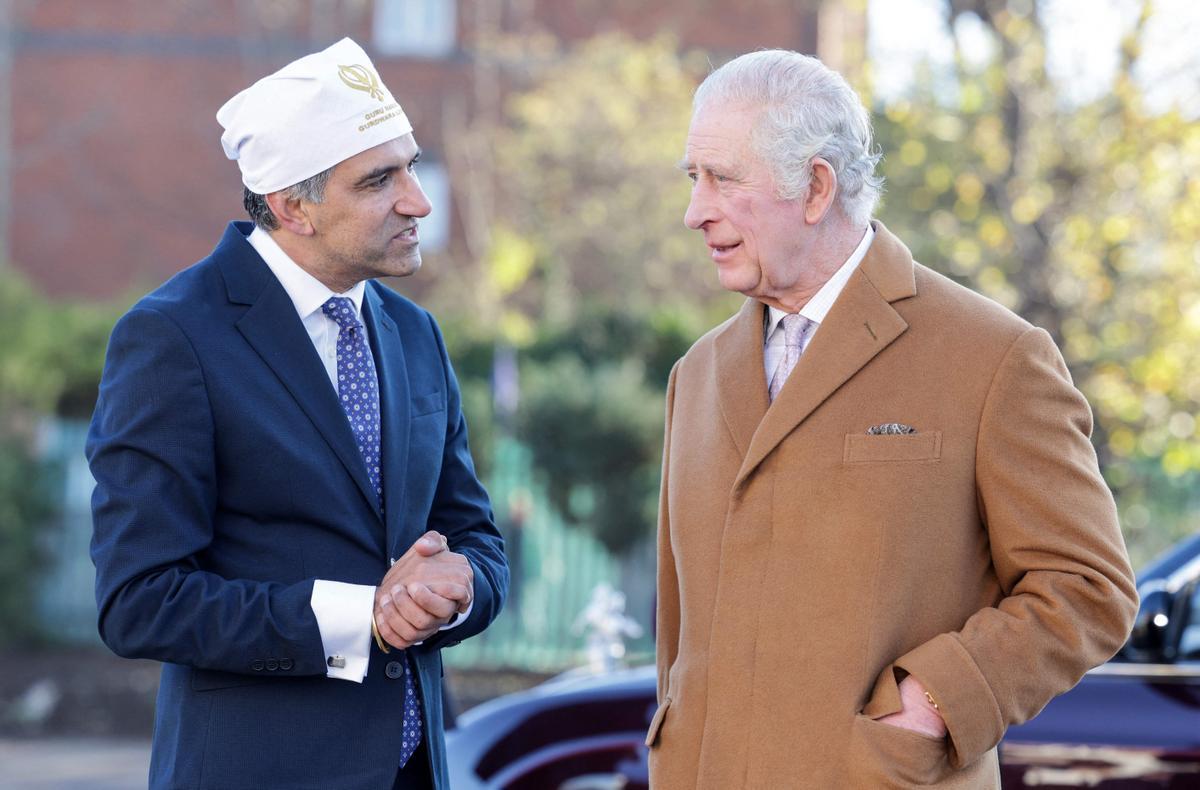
[373,530,473,650]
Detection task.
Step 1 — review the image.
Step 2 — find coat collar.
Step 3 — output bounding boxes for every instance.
[712,221,917,489]
[216,222,271,306]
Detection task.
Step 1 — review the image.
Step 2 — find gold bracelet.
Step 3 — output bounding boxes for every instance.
[371,612,391,654]
[924,690,939,710]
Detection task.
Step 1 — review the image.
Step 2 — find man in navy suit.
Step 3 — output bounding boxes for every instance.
[87,38,508,790]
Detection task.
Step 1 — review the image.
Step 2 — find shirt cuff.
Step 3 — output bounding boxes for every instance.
[311,579,375,683]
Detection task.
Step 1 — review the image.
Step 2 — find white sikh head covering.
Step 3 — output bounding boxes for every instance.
[217,37,413,195]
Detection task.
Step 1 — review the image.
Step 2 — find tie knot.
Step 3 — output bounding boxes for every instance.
[780,313,813,348]
[321,297,361,331]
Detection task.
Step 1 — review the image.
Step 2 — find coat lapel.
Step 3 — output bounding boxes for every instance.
[218,223,384,521]
[363,284,411,559]
[712,298,771,458]
[732,222,918,489]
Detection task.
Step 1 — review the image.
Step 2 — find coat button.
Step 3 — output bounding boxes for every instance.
[266,659,279,671]
[385,661,404,679]
[279,658,294,671]
[251,660,265,671]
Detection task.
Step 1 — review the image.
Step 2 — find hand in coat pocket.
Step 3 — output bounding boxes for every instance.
[876,675,947,738]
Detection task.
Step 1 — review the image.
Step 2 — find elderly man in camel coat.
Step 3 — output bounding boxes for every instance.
[647,50,1138,789]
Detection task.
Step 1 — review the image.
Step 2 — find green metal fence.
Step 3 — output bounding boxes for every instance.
[444,438,654,671]
[35,418,104,645]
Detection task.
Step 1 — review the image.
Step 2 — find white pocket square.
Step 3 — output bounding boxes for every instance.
[866,422,917,435]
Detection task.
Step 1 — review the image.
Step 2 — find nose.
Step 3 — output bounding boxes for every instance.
[397,176,433,219]
[684,180,714,230]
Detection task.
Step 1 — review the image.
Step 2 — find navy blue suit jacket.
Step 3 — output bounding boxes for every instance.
[88,222,508,790]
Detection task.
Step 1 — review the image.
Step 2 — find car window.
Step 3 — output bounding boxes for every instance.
[1179,581,1200,663]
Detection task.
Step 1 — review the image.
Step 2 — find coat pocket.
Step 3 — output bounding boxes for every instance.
[844,431,942,464]
[848,664,951,786]
[411,390,446,417]
[644,696,672,748]
[848,715,952,787]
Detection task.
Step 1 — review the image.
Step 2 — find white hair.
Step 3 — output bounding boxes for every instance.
[693,50,884,226]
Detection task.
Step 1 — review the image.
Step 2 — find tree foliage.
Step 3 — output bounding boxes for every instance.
[436,34,726,555]
[0,269,121,644]
[873,0,1200,563]
[451,33,740,341]
[0,271,118,419]
[514,308,694,555]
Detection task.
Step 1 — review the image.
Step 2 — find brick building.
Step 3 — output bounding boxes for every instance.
[0,0,863,299]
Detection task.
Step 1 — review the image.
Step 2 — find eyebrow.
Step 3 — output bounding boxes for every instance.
[678,159,738,179]
[354,148,422,187]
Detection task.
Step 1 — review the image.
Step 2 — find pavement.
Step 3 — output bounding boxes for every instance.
[0,738,150,789]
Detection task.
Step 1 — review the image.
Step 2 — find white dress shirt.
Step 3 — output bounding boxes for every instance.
[764,225,875,388]
[247,227,467,683]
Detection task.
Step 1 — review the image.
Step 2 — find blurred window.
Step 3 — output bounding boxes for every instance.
[416,160,450,252]
[373,0,457,57]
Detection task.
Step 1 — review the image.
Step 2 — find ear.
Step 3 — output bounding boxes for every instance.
[804,157,838,225]
[265,191,315,237]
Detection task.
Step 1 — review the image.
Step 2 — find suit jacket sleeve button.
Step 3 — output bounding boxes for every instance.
[280,658,294,671]
[385,661,404,679]
[265,659,279,671]
[251,660,265,671]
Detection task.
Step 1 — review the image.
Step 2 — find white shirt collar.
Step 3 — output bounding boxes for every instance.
[246,225,366,321]
[766,223,874,338]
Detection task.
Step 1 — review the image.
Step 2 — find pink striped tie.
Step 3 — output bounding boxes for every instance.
[768,314,815,402]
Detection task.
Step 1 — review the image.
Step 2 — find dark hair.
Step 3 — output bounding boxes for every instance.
[242,166,335,230]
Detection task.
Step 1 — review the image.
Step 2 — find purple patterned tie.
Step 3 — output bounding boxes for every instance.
[321,297,383,509]
[322,297,423,765]
[768,314,816,403]
[399,664,423,768]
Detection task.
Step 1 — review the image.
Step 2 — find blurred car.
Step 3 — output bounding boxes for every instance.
[446,535,1200,789]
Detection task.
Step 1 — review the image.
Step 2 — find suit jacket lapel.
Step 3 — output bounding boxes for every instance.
[219,224,384,521]
[363,284,411,559]
[731,222,918,489]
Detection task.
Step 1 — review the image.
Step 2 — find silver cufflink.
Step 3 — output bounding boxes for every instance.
[327,655,346,668]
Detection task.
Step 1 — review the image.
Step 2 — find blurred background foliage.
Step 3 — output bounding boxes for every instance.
[433,34,737,556]
[871,0,1200,562]
[0,272,119,645]
[1,0,1196,642]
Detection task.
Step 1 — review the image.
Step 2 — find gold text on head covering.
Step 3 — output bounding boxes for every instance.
[338,63,385,101]
[359,103,402,133]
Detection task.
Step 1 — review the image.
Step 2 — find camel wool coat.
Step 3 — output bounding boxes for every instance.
[647,223,1138,789]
